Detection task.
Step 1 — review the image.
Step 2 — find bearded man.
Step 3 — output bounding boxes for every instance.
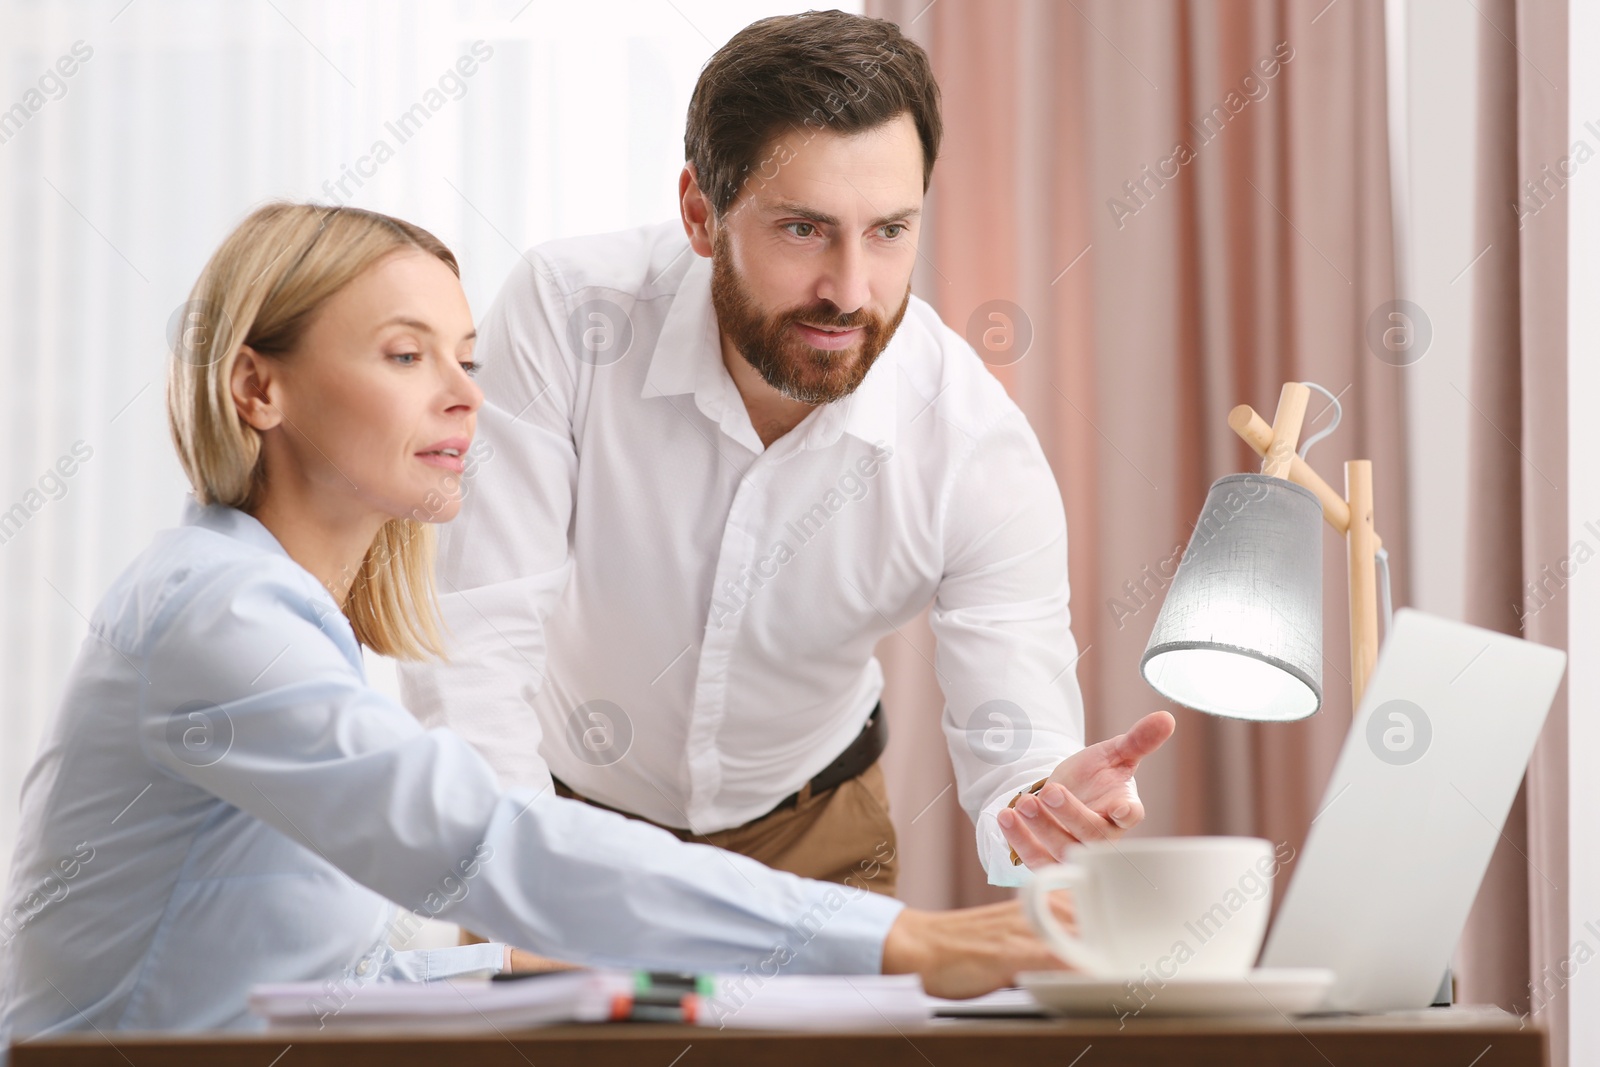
[400,9,1174,903]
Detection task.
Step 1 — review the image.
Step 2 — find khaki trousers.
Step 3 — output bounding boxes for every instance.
[556,760,900,896]
[462,761,899,952]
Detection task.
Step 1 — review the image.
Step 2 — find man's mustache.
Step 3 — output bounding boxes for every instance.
[782,304,877,330]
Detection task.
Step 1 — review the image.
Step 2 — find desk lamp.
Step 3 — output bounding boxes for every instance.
[1140,382,1391,719]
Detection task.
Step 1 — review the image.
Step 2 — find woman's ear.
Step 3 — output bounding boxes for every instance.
[230,346,283,432]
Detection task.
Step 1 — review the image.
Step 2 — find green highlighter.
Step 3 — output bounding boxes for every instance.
[490,968,716,1024]
[629,971,717,1023]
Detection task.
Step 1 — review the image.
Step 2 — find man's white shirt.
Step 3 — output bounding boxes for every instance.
[398,221,1087,886]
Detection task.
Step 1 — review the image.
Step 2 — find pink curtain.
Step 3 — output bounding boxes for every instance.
[1455,1,1569,1062]
[868,2,1573,1058]
[868,0,1410,919]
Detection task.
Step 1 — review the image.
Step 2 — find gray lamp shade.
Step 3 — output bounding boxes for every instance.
[1140,473,1323,721]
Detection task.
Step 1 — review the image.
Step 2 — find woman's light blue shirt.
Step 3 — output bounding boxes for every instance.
[0,500,901,1047]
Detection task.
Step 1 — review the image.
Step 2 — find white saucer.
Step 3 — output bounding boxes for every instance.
[1017,967,1335,1018]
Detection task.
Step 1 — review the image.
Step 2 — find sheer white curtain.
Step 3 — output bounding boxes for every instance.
[0,0,857,874]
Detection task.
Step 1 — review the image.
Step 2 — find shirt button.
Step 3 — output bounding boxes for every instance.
[356,958,371,976]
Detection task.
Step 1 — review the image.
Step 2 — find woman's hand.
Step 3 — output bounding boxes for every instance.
[880,894,1075,999]
[499,894,1077,995]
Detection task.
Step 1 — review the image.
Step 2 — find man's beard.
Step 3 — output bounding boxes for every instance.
[710,232,910,405]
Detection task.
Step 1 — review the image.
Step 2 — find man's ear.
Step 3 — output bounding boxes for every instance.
[678,164,716,258]
[230,345,283,432]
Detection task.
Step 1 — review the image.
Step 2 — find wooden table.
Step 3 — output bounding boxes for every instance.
[10,1007,1543,1066]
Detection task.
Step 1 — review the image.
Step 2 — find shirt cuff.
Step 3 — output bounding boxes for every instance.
[383,941,507,983]
[783,882,907,975]
[977,808,1027,888]
[977,780,1054,889]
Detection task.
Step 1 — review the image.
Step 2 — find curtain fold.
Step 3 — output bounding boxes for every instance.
[1457,1,1568,1063]
[868,0,1410,923]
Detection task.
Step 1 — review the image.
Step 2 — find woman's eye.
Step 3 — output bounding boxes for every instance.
[785,222,817,239]
[459,360,480,377]
[390,352,421,366]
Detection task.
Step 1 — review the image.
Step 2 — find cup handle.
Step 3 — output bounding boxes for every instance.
[1022,863,1108,974]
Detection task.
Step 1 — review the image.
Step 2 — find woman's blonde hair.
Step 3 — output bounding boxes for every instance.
[167,201,459,660]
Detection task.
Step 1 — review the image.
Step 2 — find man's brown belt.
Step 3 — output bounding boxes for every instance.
[765,702,887,815]
[552,702,887,826]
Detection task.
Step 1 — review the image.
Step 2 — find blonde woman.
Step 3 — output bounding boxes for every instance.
[0,203,1066,1044]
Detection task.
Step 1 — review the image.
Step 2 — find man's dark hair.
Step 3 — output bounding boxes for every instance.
[684,10,942,217]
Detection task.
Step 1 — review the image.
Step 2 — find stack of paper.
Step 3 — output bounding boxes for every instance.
[249,971,932,1031]
[250,970,633,1031]
[701,974,928,1029]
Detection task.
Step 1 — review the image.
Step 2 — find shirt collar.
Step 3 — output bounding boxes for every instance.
[642,253,721,403]
[641,251,900,453]
[181,495,294,561]
[641,253,760,452]
[825,331,900,453]
[180,496,352,640]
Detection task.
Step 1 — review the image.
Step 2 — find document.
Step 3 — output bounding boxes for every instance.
[249,970,931,1031]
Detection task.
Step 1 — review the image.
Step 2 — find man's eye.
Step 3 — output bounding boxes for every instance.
[390,352,421,366]
[785,222,817,239]
[881,223,906,239]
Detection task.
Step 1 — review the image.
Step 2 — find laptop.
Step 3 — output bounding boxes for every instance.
[1259,608,1567,1011]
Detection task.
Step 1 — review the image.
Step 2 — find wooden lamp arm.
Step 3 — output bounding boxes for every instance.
[1228,403,1383,551]
[1230,391,1383,710]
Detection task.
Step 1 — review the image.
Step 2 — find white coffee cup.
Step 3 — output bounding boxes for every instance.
[1022,836,1277,979]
